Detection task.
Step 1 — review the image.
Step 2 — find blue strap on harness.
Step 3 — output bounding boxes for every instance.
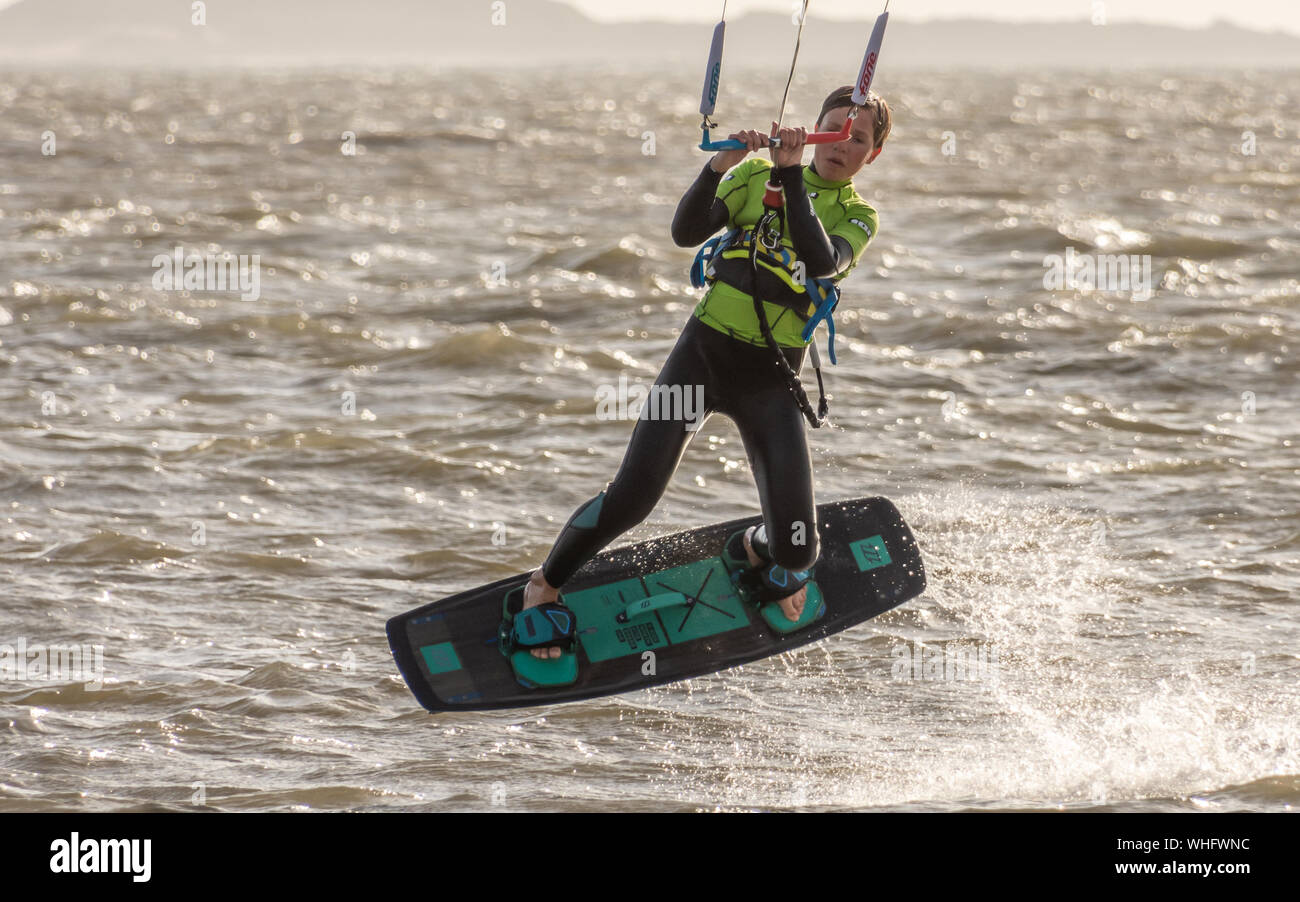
[690,228,739,289]
[800,278,840,365]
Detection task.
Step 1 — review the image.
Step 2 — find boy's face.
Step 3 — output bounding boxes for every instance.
[811,105,879,181]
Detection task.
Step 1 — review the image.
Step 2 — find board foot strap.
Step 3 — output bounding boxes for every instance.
[499,587,580,688]
[721,528,826,635]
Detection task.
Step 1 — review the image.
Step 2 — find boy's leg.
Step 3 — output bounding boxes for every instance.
[729,386,820,619]
[523,324,716,657]
[540,404,710,589]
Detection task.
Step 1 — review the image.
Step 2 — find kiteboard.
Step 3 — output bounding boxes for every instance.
[386,495,925,713]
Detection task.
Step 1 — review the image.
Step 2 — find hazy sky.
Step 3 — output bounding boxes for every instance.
[0,0,1295,35]
[566,0,1300,34]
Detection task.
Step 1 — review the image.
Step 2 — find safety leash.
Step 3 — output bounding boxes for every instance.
[749,182,830,429]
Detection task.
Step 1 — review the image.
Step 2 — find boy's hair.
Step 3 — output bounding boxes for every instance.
[816,85,892,152]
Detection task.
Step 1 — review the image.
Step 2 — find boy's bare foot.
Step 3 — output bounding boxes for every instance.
[521,568,563,660]
[742,526,806,621]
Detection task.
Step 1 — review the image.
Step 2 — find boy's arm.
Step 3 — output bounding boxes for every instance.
[670,163,732,247]
[827,202,878,273]
[772,165,853,279]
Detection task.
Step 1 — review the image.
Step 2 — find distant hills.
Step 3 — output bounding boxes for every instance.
[1,0,1297,67]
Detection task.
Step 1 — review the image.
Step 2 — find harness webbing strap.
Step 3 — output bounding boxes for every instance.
[749,184,830,429]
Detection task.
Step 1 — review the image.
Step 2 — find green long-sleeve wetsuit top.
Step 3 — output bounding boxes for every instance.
[672,158,879,349]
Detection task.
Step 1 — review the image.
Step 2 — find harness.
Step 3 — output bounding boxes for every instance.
[691,223,841,364]
[689,187,841,427]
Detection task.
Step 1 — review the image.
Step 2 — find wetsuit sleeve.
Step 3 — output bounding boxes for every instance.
[827,201,879,271]
[670,163,731,247]
[773,164,853,279]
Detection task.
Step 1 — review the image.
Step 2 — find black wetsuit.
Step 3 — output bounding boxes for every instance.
[540,162,854,587]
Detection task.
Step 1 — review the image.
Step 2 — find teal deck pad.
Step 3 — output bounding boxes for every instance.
[419,641,463,676]
[646,558,752,643]
[849,534,892,572]
[564,577,669,662]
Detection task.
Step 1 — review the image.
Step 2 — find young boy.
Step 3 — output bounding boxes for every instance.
[518,88,893,659]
